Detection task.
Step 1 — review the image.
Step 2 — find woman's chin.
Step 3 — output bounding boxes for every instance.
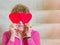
[19,29,23,33]
[16,29,23,33]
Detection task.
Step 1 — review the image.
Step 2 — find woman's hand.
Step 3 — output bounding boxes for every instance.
[25,23,32,37]
[22,23,32,38]
[9,23,18,35]
[9,23,18,41]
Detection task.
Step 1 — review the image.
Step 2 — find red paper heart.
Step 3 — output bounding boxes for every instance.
[9,12,32,24]
[9,13,21,24]
[20,13,32,24]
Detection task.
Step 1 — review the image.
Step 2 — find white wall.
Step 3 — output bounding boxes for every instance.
[0,0,44,11]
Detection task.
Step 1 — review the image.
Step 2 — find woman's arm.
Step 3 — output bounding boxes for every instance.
[2,23,18,45]
[23,31,40,45]
[2,32,15,45]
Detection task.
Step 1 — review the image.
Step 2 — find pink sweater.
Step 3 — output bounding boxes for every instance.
[2,30,40,45]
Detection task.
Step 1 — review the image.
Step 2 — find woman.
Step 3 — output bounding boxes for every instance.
[2,4,40,45]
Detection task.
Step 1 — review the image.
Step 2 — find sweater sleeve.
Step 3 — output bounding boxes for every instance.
[2,32,15,45]
[23,31,40,45]
[28,31,40,45]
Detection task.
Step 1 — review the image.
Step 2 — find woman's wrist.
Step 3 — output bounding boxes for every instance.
[24,36,32,40]
[10,34,15,41]
[26,33,31,37]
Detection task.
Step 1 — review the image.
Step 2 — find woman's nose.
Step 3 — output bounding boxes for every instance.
[19,21,23,24]
[18,21,24,27]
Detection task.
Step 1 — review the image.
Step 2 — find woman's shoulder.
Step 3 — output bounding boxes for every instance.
[3,30,11,34]
[3,30,11,37]
[32,29,40,35]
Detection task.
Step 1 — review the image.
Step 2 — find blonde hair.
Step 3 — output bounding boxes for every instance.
[11,4,30,14]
